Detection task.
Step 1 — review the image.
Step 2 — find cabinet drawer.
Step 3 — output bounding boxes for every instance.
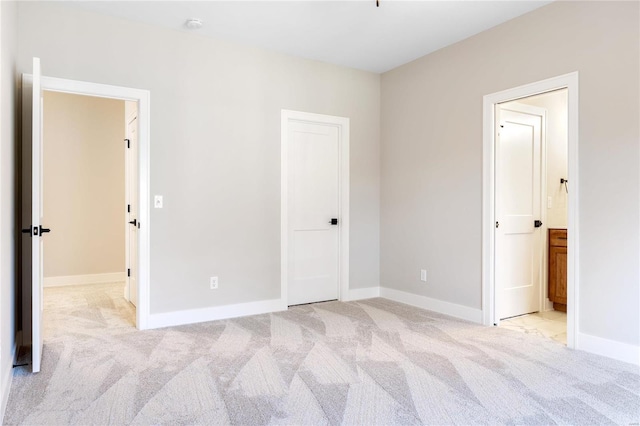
[549,229,567,247]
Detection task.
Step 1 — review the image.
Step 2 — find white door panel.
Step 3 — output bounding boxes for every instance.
[291,231,337,302]
[31,57,44,373]
[288,121,339,306]
[126,116,138,307]
[496,104,544,320]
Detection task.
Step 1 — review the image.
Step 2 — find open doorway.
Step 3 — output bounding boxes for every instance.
[22,61,151,372]
[495,89,569,345]
[482,72,579,349]
[41,91,138,333]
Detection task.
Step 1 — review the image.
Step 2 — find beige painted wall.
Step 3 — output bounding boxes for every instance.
[42,91,125,277]
[505,89,569,229]
[17,2,381,313]
[0,0,18,418]
[381,1,639,345]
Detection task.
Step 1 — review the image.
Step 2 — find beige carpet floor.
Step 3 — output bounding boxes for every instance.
[3,282,640,425]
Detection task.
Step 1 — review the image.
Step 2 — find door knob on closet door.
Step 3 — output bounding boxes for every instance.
[329,218,338,225]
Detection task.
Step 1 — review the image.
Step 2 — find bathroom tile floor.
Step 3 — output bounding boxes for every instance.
[499,310,567,345]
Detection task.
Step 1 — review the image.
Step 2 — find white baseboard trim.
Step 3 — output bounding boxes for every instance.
[147,298,286,329]
[345,286,380,301]
[578,332,640,366]
[380,287,483,324]
[1,340,17,424]
[44,272,125,288]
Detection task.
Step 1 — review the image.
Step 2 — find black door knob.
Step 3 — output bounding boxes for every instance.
[329,218,338,225]
[39,225,51,234]
[129,219,137,226]
[534,220,543,228]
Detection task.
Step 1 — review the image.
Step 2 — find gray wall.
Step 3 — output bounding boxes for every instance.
[0,0,18,419]
[43,92,125,278]
[17,2,381,314]
[380,1,639,345]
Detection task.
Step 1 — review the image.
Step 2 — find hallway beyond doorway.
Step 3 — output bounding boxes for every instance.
[44,282,135,340]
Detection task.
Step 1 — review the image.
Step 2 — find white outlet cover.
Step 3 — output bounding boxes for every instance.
[210,276,218,289]
[154,195,163,208]
[420,269,427,282]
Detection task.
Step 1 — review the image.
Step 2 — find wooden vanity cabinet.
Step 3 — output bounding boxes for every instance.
[548,228,567,312]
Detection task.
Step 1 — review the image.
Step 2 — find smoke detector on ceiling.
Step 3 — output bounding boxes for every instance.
[185,19,203,30]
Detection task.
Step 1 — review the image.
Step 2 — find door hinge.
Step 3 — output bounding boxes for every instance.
[495,221,499,229]
[124,138,130,148]
[127,204,130,213]
[127,268,130,277]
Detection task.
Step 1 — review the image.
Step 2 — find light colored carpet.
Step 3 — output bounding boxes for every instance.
[3,282,639,425]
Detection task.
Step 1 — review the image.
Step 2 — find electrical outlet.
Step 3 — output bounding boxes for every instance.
[547,196,553,209]
[154,195,163,208]
[210,276,218,290]
[420,269,427,282]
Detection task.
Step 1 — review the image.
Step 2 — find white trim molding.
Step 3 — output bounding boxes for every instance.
[345,286,380,301]
[380,287,483,323]
[0,340,17,423]
[31,74,151,331]
[43,272,126,288]
[578,333,640,366]
[147,298,286,329]
[482,72,579,349]
[280,109,350,307]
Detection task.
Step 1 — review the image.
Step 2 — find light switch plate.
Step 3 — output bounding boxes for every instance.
[154,195,163,208]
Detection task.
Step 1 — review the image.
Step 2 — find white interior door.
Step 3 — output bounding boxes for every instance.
[287,121,340,306]
[31,58,45,373]
[125,116,138,307]
[496,103,544,320]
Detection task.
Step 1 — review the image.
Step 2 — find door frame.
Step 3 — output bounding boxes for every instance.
[495,102,547,320]
[25,74,151,330]
[482,72,579,349]
[280,109,350,308]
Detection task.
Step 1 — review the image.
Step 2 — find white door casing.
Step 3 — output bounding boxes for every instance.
[22,66,151,334]
[125,115,139,306]
[281,110,349,307]
[495,103,545,320]
[482,72,579,349]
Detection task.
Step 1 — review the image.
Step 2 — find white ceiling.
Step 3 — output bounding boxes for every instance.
[71,1,551,73]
